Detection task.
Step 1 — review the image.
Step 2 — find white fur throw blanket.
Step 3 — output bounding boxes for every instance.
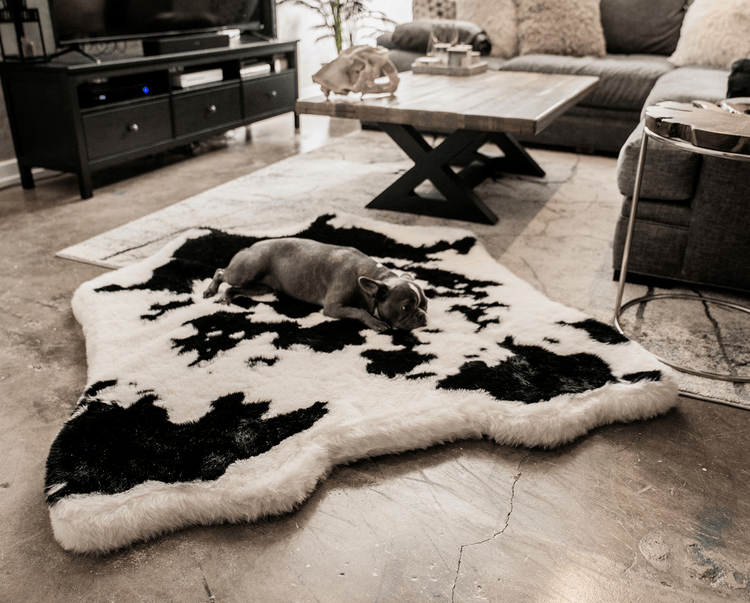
[45,214,678,553]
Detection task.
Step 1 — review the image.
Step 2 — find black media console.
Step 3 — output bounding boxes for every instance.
[0,37,298,199]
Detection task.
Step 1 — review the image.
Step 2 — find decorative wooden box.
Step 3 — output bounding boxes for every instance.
[411,58,488,77]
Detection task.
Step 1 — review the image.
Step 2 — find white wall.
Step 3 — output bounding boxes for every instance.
[368,1,414,32]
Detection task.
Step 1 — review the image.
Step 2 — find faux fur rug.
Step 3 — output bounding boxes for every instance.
[46,214,678,554]
[56,128,750,408]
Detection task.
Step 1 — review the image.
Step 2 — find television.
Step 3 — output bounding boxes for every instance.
[49,0,276,47]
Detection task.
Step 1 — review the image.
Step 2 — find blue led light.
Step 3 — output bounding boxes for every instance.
[143,86,150,94]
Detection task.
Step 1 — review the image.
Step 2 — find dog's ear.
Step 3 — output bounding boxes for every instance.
[358,276,390,300]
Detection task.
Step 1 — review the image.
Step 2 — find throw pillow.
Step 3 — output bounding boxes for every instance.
[515,0,607,58]
[455,0,517,59]
[669,0,750,69]
[413,0,457,21]
[391,19,491,55]
[600,0,688,56]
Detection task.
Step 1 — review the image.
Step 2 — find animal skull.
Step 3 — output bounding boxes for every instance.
[313,45,400,98]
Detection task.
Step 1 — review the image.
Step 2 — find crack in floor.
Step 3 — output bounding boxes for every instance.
[450,454,528,602]
[694,290,735,374]
[202,575,216,603]
[694,289,750,399]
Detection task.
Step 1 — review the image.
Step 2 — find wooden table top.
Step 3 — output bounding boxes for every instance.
[296,70,599,136]
[645,99,750,156]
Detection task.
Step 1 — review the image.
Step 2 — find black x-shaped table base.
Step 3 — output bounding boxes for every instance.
[365,123,546,225]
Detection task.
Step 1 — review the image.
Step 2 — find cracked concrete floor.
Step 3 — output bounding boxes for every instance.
[2,115,750,603]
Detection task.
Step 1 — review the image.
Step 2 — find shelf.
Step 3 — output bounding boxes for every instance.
[0,39,299,199]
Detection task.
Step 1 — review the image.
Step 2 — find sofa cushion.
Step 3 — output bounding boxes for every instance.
[617,192,694,229]
[514,105,640,154]
[669,0,750,69]
[390,19,491,55]
[515,0,606,58]
[616,122,701,201]
[456,0,517,59]
[640,65,729,119]
[500,54,674,112]
[600,0,688,56]
[612,216,690,282]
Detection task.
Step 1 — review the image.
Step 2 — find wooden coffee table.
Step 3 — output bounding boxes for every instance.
[296,70,598,224]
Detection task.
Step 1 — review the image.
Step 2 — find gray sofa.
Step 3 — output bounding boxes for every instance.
[612,70,750,292]
[378,1,750,293]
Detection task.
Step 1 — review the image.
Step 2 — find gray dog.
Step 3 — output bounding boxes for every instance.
[203,238,428,332]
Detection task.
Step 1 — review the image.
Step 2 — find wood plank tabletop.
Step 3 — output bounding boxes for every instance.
[296,70,599,136]
[645,100,750,155]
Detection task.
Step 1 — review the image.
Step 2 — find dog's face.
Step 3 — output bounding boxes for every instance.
[359,276,428,330]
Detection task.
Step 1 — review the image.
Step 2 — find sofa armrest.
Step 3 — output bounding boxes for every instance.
[388,19,492,55]
[376,33,396,50]
[640,66,729,120]
[616,122,700,201]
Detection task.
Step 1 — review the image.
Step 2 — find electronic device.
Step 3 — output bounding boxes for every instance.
[170,68,225,88]
[142,33,230,57]
[77,74,167,108]
[48,0,276,49]
[240,62,271,78]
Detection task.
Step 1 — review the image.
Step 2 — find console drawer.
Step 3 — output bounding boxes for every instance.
[83,99,172,160]
[173,83,242,137]
[242,72,296,119]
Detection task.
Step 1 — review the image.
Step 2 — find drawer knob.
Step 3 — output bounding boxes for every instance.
[207,105,217,114]
[269,90,277,97]
[128,123,139,132]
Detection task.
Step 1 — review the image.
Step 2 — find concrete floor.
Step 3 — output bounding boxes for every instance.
[1,114,750,603]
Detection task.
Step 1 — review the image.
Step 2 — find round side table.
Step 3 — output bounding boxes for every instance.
[613,101,750,391]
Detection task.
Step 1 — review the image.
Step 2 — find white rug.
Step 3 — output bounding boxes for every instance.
[57,129,750,409]
[46,213,677,554]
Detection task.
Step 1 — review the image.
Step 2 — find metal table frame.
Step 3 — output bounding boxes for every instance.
[365,124,546,225]
[613,125,750,403]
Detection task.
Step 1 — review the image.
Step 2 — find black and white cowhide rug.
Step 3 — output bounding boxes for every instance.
[46,214,678,554]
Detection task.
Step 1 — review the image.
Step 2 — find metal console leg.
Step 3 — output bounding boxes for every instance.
[613,129,648,321]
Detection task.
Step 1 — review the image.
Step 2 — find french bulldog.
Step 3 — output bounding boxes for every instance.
[203,238,428,332]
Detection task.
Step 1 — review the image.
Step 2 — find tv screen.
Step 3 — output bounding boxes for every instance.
[50,0,272,46]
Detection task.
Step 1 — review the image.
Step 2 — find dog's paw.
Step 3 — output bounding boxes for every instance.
[371,319,391,333]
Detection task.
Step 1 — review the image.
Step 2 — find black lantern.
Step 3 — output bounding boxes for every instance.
[0,0,48,60]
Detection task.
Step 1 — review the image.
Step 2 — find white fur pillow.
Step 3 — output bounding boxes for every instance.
[516,0,607,58]
[669,0,750,69]
[456,0,517,59]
